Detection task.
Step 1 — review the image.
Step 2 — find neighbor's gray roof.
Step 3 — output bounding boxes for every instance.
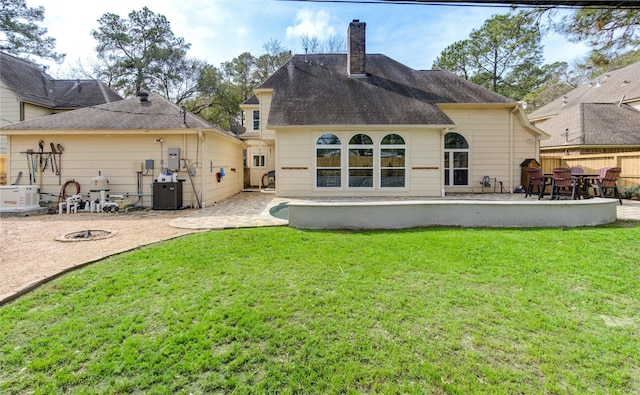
[0,51,122,108]
[258,54,514,127]
[529,61,640,120]
[540,103,640,147]
[2,93,231,134]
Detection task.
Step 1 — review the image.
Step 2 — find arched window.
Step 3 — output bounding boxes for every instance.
[316,133,341,187]
[380,134,405,188]
[444,132,469,186]
[348,133,374,188]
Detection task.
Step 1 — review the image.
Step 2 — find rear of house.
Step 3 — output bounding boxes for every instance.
[244,20,547,198]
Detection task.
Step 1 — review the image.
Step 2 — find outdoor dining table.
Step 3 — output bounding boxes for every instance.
[542,173,600,199]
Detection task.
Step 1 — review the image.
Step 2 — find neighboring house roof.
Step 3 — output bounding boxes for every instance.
[528,61,640,148]
[0,51,122,109]
[257,54,515,127]
[2,93,236,137]
[539,103,640,147]
[529,61,640,121]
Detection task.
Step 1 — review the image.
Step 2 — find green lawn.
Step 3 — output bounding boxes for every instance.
[1,225,639,394]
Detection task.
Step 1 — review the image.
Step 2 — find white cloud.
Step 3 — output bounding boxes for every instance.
[286,9,336,40]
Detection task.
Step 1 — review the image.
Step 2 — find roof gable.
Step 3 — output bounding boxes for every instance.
[258,54,514,127]
[0,51,121,109]
[2,93,230,134]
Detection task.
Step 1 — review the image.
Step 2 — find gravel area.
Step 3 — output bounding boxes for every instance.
[0,209,202,304]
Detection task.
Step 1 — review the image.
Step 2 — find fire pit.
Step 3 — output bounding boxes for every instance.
[56,229,118,242]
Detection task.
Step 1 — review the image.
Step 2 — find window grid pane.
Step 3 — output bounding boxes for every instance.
[316,134,342,188]
[349,169,374,187]
[444,132,469,186]
[380,134,406,188]
[252,111,259,130]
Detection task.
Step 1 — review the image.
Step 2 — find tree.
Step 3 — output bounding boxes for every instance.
[155,53,203,105]
[520,62,577,112]
[300,34,321,54]
[324,35,346,53]
[185,64,242,130]
[91,7,191,97]
[562,8,640,64]
[433,11,545,100]
[222,52,258,102]
[254,39,291,84]
[299,34,346,54]
[0,0,64,62]
[433,40,472,80]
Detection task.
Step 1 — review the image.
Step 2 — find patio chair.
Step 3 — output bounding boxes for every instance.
[550,167,577,200]
[525,167,546,199]
[586,167,610,196]
[594,167,622,205]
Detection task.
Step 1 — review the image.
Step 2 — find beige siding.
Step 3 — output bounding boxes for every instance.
[1,83,21,156]
[275,129,314,196]
[7,131,243,209]
[241,104,260,134]
[0,82,21,127]
[275,128,442,197]
[407,131,442,196]
[244,140,275,187]
[202,132,245,207]
[257,92,275,141]
[441,106,539,193]
[23,103,53,120]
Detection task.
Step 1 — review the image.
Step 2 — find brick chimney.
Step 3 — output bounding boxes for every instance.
[347,20,366,77]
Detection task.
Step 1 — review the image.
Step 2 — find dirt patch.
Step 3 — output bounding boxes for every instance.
[0,209,202,303]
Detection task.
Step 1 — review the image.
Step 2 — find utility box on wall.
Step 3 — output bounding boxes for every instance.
[168,148,180,171]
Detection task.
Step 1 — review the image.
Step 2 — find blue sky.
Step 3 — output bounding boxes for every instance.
[32,0,590,77]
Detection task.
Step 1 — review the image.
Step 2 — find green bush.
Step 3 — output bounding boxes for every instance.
[621,185,640,200]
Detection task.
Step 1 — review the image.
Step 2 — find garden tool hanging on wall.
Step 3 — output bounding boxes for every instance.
[50,142,62,184]
[38,140,45,189]
[56,144,64,183]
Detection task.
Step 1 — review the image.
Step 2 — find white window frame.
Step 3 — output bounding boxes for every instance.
[348,133,374,189]
[444,132,470,187]
[252,110,260,130]
[379,133,406,189]
[315,133,342,188]
[252,154,266,168]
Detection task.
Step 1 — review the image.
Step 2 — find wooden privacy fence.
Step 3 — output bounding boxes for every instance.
[540,151,640,189]
[0,154,6,185]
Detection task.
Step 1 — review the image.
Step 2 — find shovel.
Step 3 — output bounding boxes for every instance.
[50,143,61,184]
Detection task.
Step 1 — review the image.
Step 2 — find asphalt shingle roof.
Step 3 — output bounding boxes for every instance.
[529,61,640,120]
[2,93,231,134]
[258,54,514,127]
[529,61,640,147]
[538,103,640,147]
[0,51,121,108]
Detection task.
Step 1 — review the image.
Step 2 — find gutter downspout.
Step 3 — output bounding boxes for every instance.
[509,106,518,193]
